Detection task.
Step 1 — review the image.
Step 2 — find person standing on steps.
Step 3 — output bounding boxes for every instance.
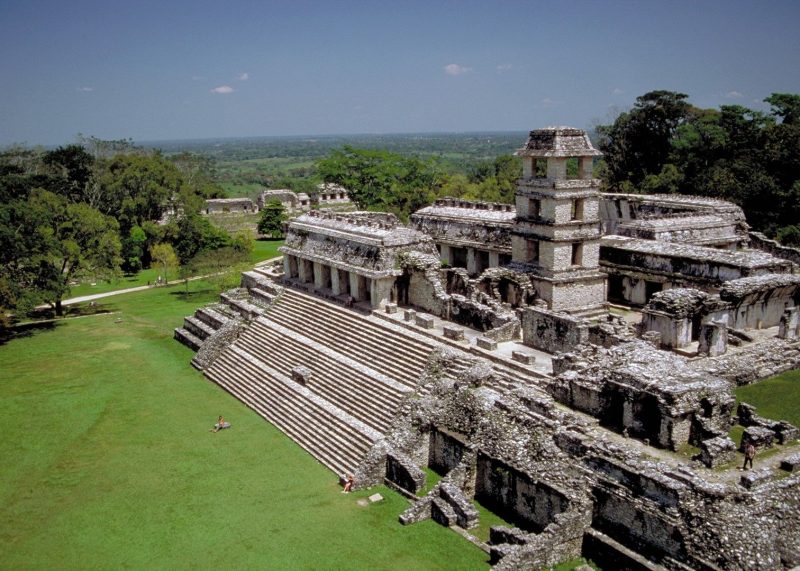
[742,441,756,470]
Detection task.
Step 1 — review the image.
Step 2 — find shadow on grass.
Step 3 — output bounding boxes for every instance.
[0,320,60,346]
[169,288,217,302]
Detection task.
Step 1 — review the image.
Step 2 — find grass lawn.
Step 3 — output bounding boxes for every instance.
[734,369,800,427]
[0,284,488,570]
[67,241,283,299]
[250,239,284,264]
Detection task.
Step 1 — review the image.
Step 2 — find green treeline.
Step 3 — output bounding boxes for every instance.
[314,91,800,244]
[0,140,250,321]
[596,91,800,243]
[3,90,799,324]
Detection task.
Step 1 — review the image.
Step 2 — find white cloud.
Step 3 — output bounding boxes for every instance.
[612,87,624,95]
[541,97,554,105]
[237,72,249,81]
[725,90,744,99]
[210,85,234,94]
[444,63,472,76]
[496,63,512,73]
[76,86,93,92]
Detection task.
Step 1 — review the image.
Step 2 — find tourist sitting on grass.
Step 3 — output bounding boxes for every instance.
[210,415,231,433]
[342,474,355,493]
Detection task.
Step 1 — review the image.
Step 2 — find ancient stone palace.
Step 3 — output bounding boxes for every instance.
[176,127,800,570]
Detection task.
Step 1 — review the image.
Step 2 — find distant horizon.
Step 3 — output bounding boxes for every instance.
[3,0,799,146]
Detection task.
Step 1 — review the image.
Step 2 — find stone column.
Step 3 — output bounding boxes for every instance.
[779,307,799,340]
[698,322,727,356]
[283,255,293,278]
[298,258,312,283]
[466,248,477,276]
[371,277,394,309]
[331,267,342,295]
[349,272,362,301]
[489,251,500,268]
[313,262,324,289]
[440,244,452,266]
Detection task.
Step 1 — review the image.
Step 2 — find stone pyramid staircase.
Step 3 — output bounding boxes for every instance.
[201,287,441,475]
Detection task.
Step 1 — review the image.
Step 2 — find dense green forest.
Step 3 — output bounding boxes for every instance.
[3,91,799,325]
[0,139,250,321]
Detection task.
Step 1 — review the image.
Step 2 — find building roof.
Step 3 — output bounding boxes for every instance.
[600,235,787,269]
[516,127,602,158]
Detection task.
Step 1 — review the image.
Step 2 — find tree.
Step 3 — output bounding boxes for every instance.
[27,190,122,315]
[149,243,179,284]
[258,200,287,238]
[185,246,250,292]
[597,90,692,191]
[316,146,439,220]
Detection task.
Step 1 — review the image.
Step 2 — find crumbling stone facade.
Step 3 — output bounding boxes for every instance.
[176,125,800,570]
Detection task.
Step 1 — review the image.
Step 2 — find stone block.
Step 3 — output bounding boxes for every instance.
[384,303,398,314]
[741,426,774,451]
[512,350,536,365]
[431,497,457,527]
[404,309,416,322]
[476,337,498,350]
[443,325,464,341]
[739,470,771,489]
[698,322,727,356]
[291,365,312,386]
[779,453,800,472]
[775,421,799,444]
[368,493,384,503]
[641,330,662,348]
[699,436,736,468]
[415,314,435,329]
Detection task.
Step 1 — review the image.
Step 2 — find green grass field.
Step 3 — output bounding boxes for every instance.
[734,369,800,427]
[68,241,283,299]
[0,284,488,570]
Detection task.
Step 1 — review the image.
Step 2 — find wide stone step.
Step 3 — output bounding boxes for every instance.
[269,296,430,384]
[236,331,396,433]
[212,368,366,474]
[207,351,373,473]
[248,317,409,400]
[241,324,407,417]
[184,315,216,340]
[278,291,436,361]
[196,306,231,329]
[174,327,203,351]
[263,309,423,389]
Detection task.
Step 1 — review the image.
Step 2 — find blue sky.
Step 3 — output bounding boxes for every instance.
[1,0,799,146]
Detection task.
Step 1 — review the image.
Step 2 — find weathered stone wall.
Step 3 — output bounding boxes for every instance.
[475,453,570,533]
[749,231,800,266]
[521,306,589,353]
[429,428,468,475]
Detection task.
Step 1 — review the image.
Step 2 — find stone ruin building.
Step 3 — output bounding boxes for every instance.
[175,127,800,570]
[257,183,352,215]
[203,197,258,214]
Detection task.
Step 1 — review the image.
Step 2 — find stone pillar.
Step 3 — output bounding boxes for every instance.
[440,244,452,266]
[313,262,324,289]
[298,258,313,283]
[349,272,362,301]
[698,322,728,356]
[466,248,477,276]
[331,268,342,295]
[546,157,567,179]
[779,307,799,340]
[283,255,293,278]
[371,277,394,309]
[579,156,594,179]
[622,397,635,431]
